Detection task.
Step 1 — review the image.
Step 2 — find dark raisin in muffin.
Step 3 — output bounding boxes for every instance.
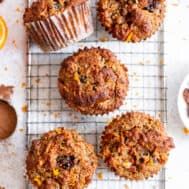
[26,128,97,189]
[97,0,165,42]
[58,47,129,115]
[100,112,174,180]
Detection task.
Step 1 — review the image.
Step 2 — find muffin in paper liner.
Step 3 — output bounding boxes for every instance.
[58,47,129,115]
[97,0,165,42]
[24,0,93,51]
[100,112,175,180]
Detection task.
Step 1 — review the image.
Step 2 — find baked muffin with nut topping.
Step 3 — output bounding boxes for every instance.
[58,47,129,115]
[26,128,97,189]
[97,0,165,42]
[100,112,174,180]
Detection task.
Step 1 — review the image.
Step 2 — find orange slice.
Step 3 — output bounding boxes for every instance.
[0,16,8,49]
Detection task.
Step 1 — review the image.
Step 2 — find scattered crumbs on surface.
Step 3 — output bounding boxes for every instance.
[53,112,61,119]
[99,36,109,42]
[97,172,103,180]
[12,40,17,48]
[21,82,27,88]
[160,59,164,65]
[22,104,28,113]
[15,19,19,24]
[35,78,40,84]
[43,113,47,117]
[124,184,129,189]
[183,127,189,135]
[0,85,14,100]
[157,112,162,119]
[171,3,178,7]
[138,61,144,65]
[145,60,151,64]
[132,105,138,109]
[46,102,51,107]
[15,7,22,12]
[19,128,25,133]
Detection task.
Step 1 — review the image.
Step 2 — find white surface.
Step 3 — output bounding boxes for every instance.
[0,0,189,189]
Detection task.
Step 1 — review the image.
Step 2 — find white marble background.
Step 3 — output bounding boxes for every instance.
[0,0,189,188]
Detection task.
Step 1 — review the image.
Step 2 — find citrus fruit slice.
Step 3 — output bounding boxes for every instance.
[0,16,8,49]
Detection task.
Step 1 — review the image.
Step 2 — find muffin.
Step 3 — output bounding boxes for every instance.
[23,0,93,51]
[26,127,97,189]
[58,47,129,115]
[97,0,165,42]
[100,112,174,180]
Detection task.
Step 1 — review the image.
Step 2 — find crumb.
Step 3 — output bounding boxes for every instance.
[0,85,14,100]
[97,172,103,180]
[35,78,40,84]
[53,112,61,119]
[160,59,164,65]
[139,61,144,65]
[157,112,162,119]
[4,67,8,71]
[171,3,178,7]
[12,40,17,48]
[124,184,129,189]
[15,19,19,24]
[19,128,25,133]
[99,36,109,42]
[21,82,27,88]
[16,7,21,12]
[183,127,189,135]
[146,60,151,64]
[46,102,51,107]
[22,104,28,113]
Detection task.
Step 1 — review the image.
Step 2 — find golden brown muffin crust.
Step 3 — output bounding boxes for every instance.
[58,47,129,115]
[26,128,97,189]
[97,0,165,42]
[100,112,174,180]
[24,0,87,23]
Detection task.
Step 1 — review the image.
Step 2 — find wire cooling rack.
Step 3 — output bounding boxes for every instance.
[26,0,168,188]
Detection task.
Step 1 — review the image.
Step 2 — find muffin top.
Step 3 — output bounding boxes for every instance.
[100,112,174,180]
[97,0,165,42]
[58,47,129,115]
[26,128,97,189]
[24,0,87,23]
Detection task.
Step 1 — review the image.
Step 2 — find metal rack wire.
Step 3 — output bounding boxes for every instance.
[26,0,168,188]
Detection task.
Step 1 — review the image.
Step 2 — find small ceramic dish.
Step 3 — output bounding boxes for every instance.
[178,74,189,128]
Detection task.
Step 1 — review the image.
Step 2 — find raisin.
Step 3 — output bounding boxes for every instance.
[143,0,159,12]
[80,75,87,83]
[56,155,75,170]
